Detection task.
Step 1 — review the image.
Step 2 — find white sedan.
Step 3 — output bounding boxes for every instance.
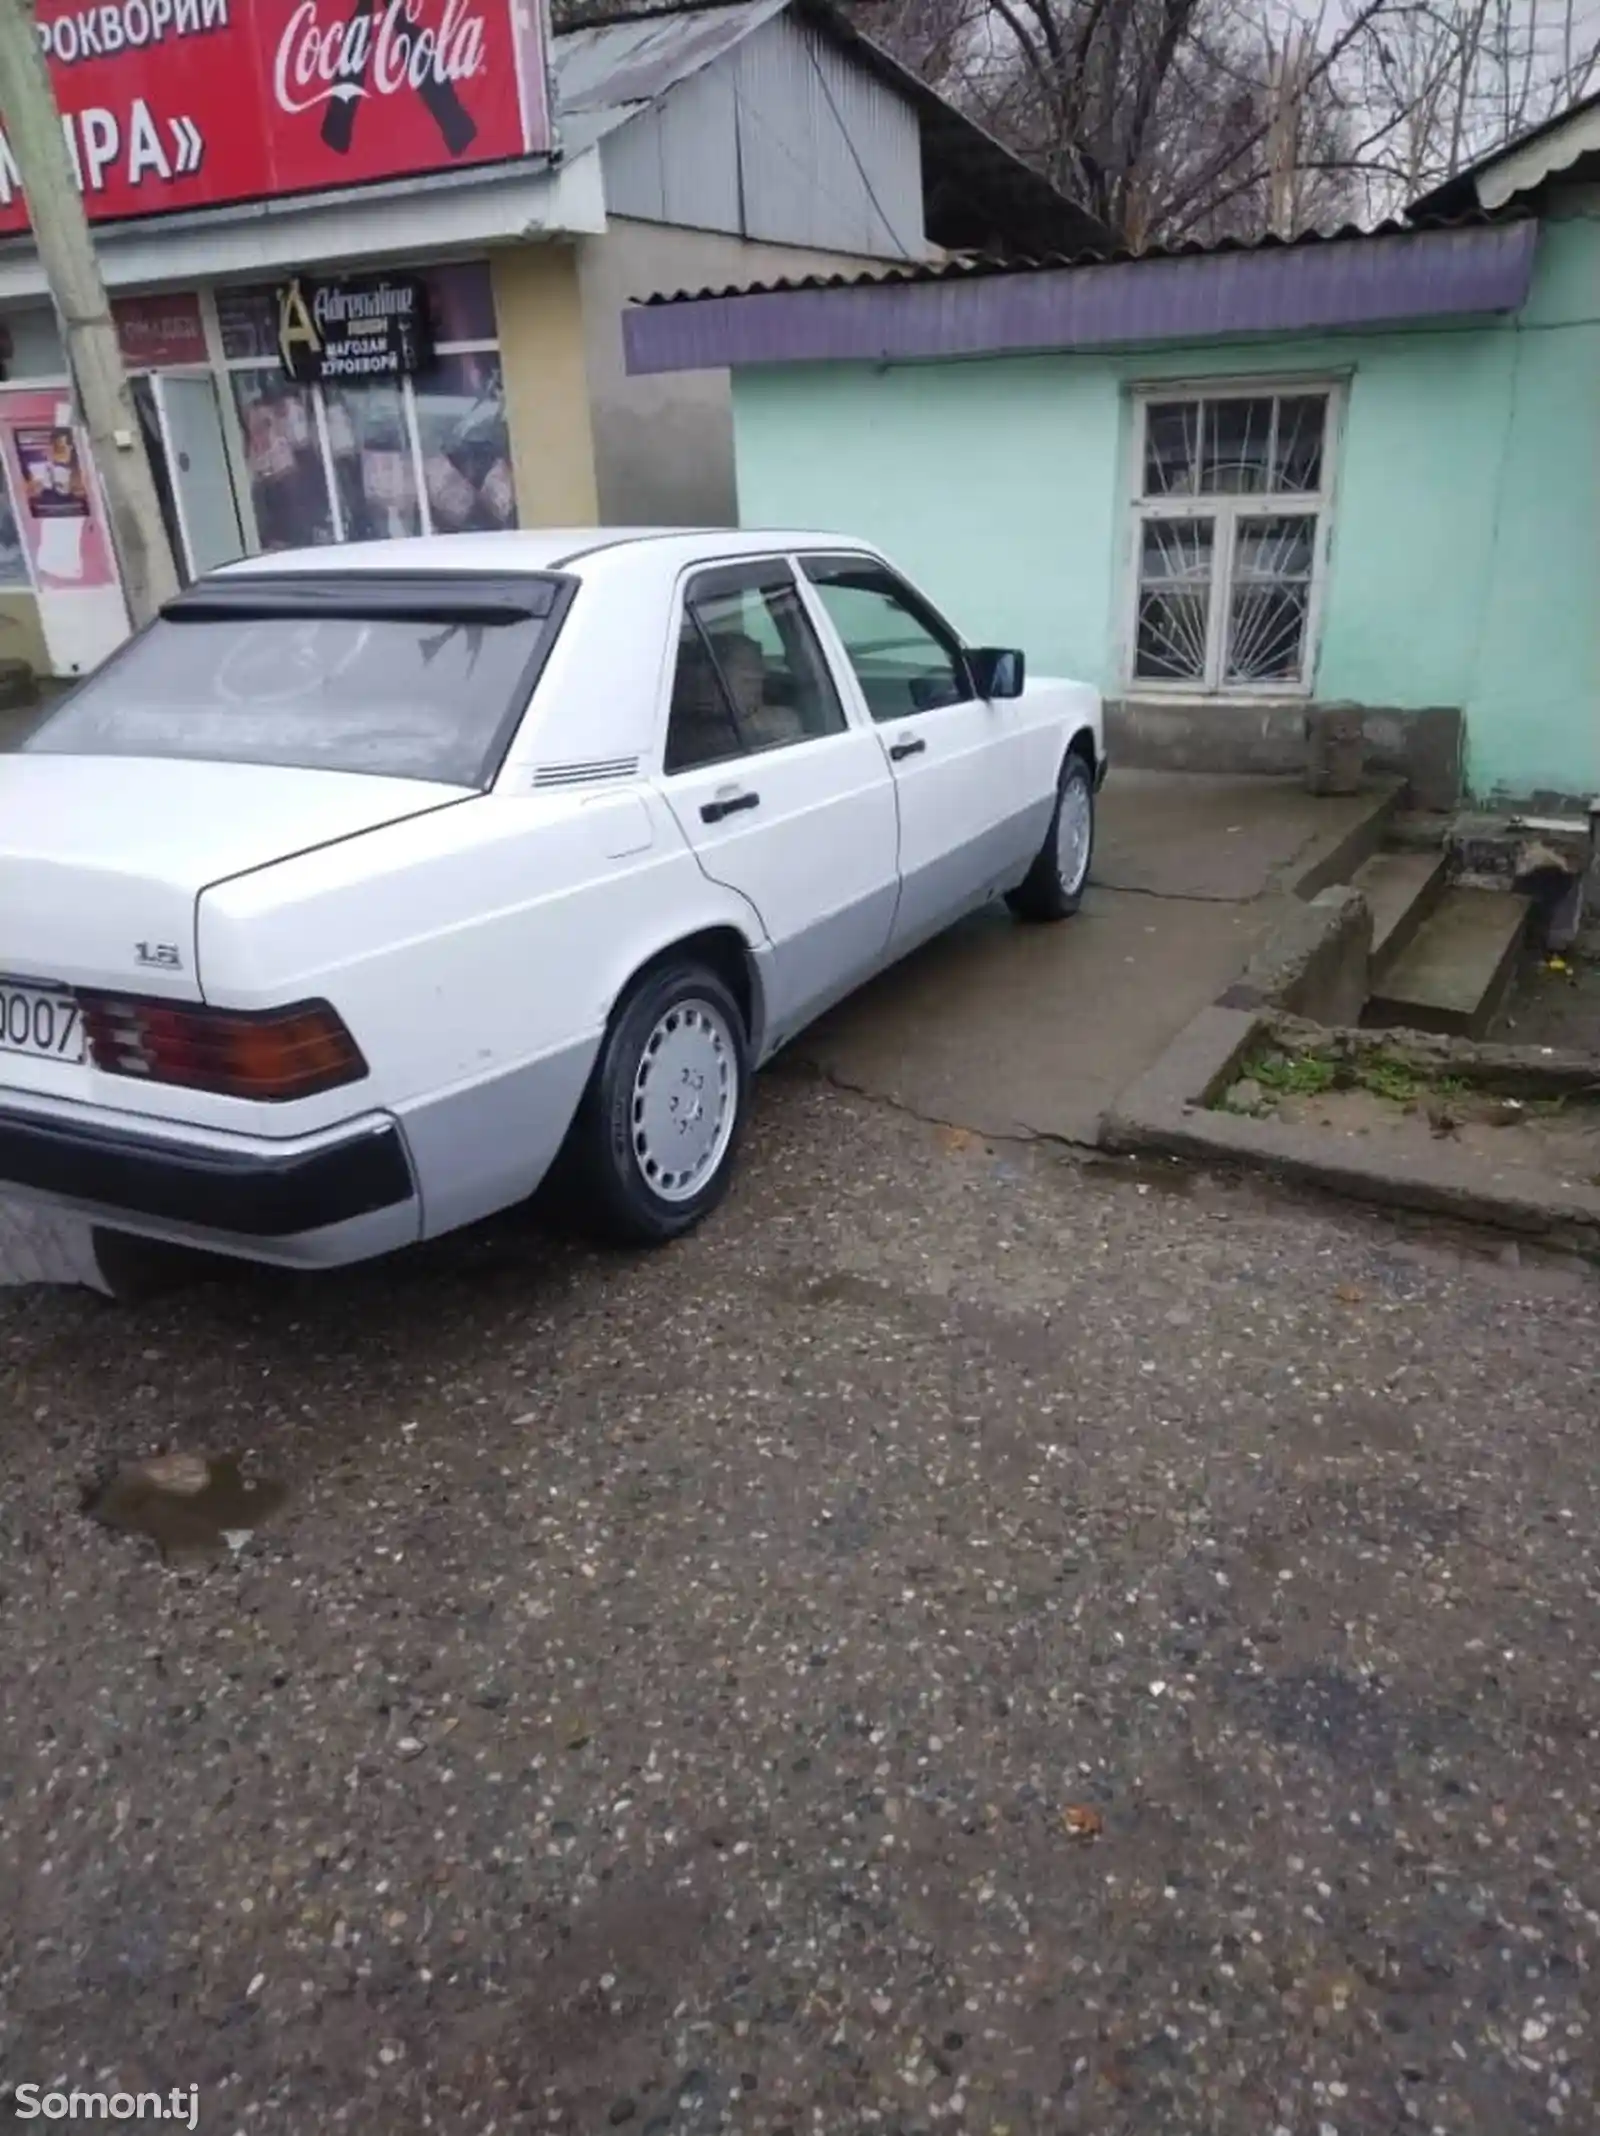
[0,529,1103,1268]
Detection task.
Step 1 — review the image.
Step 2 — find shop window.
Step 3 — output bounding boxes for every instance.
[0,305,66,382]
[216,285,278,363]
[418,262,498,343]
[325,381,422,542]
[414,353,514,533]
[217,261,514,551]
[230,370,336,551]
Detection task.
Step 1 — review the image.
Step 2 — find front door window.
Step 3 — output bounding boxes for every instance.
[799,560,971,720]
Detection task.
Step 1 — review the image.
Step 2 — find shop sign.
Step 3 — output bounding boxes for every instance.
[0,0,553,236]
[113,291,208,366]
[276,271,431,382]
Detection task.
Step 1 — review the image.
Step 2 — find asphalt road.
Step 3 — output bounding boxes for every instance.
[2,1065,1598,2135]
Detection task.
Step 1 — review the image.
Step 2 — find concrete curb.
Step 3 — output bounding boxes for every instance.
[1268,1013,1600,1095]
[1103,1006,1600,1253]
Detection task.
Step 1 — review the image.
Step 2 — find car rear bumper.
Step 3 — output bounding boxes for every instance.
[0,1101,414,1240]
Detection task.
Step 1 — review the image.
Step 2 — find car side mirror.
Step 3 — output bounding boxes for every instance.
[969,647,1025,699]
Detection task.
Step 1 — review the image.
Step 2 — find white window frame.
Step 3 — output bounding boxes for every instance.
[1121,378,1343,700]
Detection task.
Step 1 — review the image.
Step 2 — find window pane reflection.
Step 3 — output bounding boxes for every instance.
[230,370,334,551]
[414,353,516,533]
[325,381,421,542]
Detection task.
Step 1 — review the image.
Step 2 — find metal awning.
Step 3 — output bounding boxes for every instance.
[624,219,1539,375]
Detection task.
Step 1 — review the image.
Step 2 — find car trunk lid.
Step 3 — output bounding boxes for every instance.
[0,754,466,1000]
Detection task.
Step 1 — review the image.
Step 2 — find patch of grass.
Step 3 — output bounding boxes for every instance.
[1359,1055,1420,1103]
[1240,1047,1471,1108]
[1250,1051,1337,1097]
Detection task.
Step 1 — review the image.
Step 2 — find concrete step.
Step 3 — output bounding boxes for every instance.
[1364,886,1534,1038]
[1386,810,1453,853]
[1350,847,1450,973]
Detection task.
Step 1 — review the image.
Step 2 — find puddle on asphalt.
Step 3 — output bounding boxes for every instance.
[83,1452,287,1560]
[1076,1152,1197,1196]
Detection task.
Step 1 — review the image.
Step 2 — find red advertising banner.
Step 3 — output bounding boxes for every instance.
[0,0,553,236]
[112,291,207,363]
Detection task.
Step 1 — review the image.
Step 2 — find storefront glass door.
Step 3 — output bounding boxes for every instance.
[132,371,246,583]
[155,374,246,579]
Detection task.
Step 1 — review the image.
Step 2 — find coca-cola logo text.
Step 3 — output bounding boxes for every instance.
[272,0,486,116]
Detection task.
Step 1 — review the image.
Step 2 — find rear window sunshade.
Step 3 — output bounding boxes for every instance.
[164,571,562,628]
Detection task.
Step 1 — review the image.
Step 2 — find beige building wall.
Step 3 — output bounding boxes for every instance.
[577,220,895,527]
[491,244,600,527]
[0,592,50,678]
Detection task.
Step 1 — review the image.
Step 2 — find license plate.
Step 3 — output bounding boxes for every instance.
[0,981,84,1064]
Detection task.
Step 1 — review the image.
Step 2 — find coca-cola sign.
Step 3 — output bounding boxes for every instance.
[0,0,552,235]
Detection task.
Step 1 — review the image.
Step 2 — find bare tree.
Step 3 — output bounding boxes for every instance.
[563,0,1600,243]
[875,0,1383,243]
[848,0,1600,238]
[1333,0,1600,218]
[842,0,982,86]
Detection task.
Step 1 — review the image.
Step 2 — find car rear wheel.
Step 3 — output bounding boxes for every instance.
[570,959,749,1245]
[1006,751,1094,921]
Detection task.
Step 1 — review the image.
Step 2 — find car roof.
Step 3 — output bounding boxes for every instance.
[214,528,876,580]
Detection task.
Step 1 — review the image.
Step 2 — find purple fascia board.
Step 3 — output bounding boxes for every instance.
[623,222,1538,375]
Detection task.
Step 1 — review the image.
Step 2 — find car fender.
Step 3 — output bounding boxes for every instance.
[196,790,770,1231]
[1017,678,1104,791]
[585,894,772,1056]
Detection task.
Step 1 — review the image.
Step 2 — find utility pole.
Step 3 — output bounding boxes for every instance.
[0,0,178,627]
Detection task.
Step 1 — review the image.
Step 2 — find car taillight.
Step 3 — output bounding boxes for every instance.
[78,996,367,1101]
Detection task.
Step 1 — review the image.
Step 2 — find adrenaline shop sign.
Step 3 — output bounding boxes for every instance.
[277,271,432,380]
[0,0,554,235]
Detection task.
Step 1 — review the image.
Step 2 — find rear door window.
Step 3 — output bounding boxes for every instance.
[665,562,848,773]
[26,573,568,787]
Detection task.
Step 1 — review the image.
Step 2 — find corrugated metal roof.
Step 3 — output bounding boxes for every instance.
[623,216,1539,373]
[633,209,1524,306]
[551,0,1110,256]
[554,0,786,119]
[1409,90,1600,217]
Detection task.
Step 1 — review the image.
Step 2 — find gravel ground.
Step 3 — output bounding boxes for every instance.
[2,1063,1598,2135]
[1496,933,1600,1057]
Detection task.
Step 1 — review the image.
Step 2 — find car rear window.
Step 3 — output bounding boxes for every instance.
[26,572,570,787]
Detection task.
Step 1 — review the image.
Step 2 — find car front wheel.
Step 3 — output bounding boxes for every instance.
[571,959,749,1245]
[1006,752,1095,921]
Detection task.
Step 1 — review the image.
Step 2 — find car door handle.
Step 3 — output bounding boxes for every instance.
[888,737,926,761]
[701,791,760,823]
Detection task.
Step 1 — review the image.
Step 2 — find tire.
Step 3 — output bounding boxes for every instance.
[569,959,750,1246]
[1006,751,1095,922]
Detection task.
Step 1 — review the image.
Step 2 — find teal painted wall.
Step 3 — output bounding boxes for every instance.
[731,205,1600,800]
[1463,211,1600,799]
